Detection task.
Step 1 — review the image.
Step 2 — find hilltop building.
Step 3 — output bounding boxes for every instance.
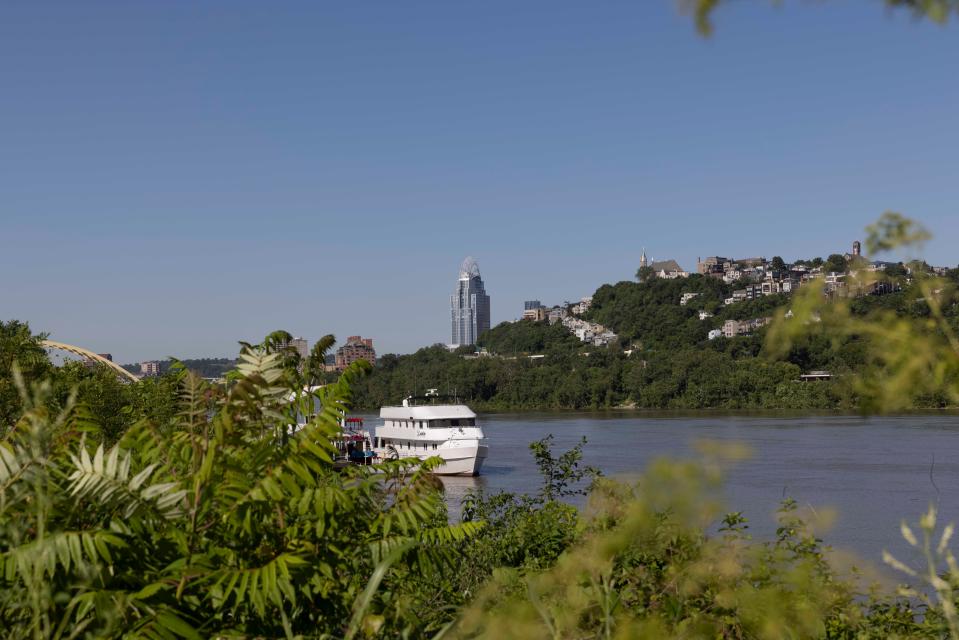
[450,257,491,347]
[698,256,731,276]
[640,249,687,280]
[335,336,376,371]
[650,260,688,279]
[522,308,547,322]
[522,300,546,321]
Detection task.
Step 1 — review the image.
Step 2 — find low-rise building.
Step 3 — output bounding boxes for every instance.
[708,329,723,340]
[680,292,700,306]
[571,296,593,315]
[697,256,731,277]
[562,316,617,347]
[723,269,743,284]
[140,361,161,377]
[522,307,547,322]
[722,320,742,339]
[547,306,568,324]
[723,317,771,338]
[334,336,376,371]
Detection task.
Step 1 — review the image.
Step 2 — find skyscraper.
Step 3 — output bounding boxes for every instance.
[450,257,491,347]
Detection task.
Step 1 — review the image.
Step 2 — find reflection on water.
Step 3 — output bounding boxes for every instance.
[438,475,487,518]
[425,411,959,568]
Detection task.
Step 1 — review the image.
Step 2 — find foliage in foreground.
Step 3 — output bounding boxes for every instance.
[2,324,959,638]
[454,454,944,639]
[0,343,480,638]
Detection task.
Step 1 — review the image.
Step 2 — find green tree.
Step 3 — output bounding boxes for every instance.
[824,253,849,274]
[0,320,52,430]
[636,265,655,282]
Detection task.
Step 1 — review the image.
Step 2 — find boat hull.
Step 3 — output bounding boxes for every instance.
[376,443,488,476]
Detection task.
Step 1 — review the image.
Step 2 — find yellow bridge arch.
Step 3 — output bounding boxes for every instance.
[42,340,140,383]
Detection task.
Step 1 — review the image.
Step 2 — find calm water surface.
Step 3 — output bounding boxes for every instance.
[429,412,959,569]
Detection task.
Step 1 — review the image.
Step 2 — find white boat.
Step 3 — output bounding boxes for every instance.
[374,392,488,476]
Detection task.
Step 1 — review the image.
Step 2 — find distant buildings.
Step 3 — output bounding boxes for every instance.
[697,256,769,283]
[562,316,617,347]
[571,296,593,315]
[697,256,730,276]
[277,336,309,360]
[82,353,115,373]
[335,336,376,371]
[140,361,161,377]
[722,317,772,338]
[547,306,568,324]
[522,306,547,322]
[522,300,547,322]
[451,257,491,347]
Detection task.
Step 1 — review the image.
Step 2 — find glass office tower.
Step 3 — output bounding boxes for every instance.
[451,257,491,347]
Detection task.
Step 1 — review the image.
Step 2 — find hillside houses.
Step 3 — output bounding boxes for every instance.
[694,244,918,309]
[562,316,617,346]
[518,297,616,347]
[722,317,772,338]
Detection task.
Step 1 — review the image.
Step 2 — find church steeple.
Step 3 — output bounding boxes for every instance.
[640,248,648,269]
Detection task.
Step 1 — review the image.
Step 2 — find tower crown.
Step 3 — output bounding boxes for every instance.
[459,256,481,279]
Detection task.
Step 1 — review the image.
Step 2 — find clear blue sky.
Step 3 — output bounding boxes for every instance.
[2,1,957,363]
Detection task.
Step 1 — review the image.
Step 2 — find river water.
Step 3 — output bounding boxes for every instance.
[427,412,959,572]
